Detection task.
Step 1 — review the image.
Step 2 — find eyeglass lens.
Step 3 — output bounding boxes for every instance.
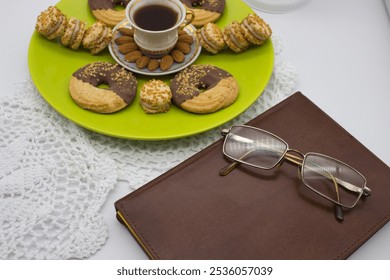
[224,126,288,170]
[302,154,365,208]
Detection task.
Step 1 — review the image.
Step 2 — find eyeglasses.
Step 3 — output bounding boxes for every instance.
[220,125,372,222]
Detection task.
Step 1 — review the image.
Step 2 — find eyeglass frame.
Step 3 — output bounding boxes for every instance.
[219,125,372,222]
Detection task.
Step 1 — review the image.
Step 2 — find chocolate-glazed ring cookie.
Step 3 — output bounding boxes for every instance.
[180,0,226,27]
[69,62,137,113]
[170,64,239,114]
[88,0,131,27]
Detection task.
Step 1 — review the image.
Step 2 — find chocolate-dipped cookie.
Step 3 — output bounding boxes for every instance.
[170,64,239,114]
[69,62,137,113]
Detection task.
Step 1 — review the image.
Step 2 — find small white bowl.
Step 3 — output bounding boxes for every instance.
[243,0,312,13]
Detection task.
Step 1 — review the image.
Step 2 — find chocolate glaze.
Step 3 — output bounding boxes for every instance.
[88,0,131,11]
[180,0,225,13]
[170,64,232,105]
[73,62,137,104]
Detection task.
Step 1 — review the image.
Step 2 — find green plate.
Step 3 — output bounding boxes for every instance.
[28,0,274,140]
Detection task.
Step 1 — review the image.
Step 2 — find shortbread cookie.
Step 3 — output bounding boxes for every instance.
[223,20,250,53]
[197,22,225,54]
[240,13,272,45]
[69,62,137,113]
[140,80,172,114]
[35,6,67,40]
[82,21,113,54]
[61,17,86,50]
[170,64,239,114]
[88,0,130,28]
[180,0,226,27]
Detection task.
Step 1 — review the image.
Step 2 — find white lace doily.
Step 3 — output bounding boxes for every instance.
[0,37,297,259]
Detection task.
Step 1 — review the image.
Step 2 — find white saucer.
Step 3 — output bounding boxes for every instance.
[109,20,201,76]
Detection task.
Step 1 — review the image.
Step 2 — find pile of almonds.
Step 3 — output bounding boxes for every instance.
[115,28,194,71]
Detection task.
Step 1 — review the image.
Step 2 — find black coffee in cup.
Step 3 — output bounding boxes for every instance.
[134,4,178,31]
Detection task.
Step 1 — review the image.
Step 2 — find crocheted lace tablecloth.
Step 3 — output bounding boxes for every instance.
[0,37,297,259]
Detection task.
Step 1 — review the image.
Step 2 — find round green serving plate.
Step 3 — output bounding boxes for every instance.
[28,0,274,140]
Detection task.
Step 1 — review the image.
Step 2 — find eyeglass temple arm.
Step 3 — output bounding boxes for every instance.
[327,171,344,222]
[220,161,239,176]
[219,152,247,176]
[219,129,242,176]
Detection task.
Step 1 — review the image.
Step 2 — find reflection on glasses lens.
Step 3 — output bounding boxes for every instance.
[301,153,366,208]
[223,126,288,169]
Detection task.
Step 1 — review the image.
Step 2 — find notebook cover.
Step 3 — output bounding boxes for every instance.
[114,92,390,260]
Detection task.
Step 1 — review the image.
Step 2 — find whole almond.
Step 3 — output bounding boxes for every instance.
[118,27,134,36]
[178,34,193,45]
[118,43,138,54]
[175,42,191,54]
[171,50,185,63]
[148,59,160,71]
[178,29,187,36]
[160,55,174,71]
[136,56,150,69]
[124,50,143,62]
[115,36,135,45]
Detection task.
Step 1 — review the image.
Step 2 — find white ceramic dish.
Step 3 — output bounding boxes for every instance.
[243,0,311,13]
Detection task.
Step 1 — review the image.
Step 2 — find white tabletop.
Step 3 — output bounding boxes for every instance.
[1,0,389,260]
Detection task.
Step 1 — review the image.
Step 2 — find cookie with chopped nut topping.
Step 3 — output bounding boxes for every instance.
[197,22,225,54]
[140,80,172,114]
[170,64,238,114]
[61,17,86,50]
[82,21,113,54]
[69,62,137,113]
[35,6,67,40]
[240,13,272,45]
[223,20,250,53]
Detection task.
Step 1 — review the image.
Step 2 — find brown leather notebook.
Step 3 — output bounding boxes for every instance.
[114,92,390,260]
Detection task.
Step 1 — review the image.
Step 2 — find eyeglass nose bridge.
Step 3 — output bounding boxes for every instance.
[283,149,305,180]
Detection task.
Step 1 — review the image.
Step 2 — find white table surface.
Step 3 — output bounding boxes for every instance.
[1,0,389,260]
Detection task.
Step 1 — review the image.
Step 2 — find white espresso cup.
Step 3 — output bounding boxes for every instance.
[126,0,194,58]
